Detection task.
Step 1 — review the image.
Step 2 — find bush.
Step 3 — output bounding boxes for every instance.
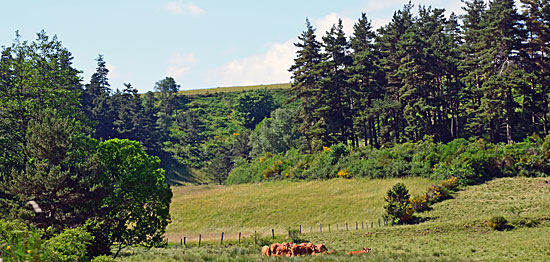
[441,176,459,191]
[410,194,429,212]
[43,227,94,262]
[0,219,46,261]
[488,216,508,231]
[384,183,414,224]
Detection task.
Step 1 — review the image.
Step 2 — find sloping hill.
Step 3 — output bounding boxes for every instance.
[120,177,550,261]
[166,178,434,240]
[177,83,291,96]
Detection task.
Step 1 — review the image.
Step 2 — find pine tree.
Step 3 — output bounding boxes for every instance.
[83,55,116,141]
[319,19,353,145]
[289,19,325,151]
[376,3,415,143]
[478,0,527,143]
[348,13,383,147]
[520,0,550,135]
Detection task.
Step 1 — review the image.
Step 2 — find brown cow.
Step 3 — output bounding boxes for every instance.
[291,243,314,256]
[261,246,271,256]
[346,247,371,255]
[314,244,328,254]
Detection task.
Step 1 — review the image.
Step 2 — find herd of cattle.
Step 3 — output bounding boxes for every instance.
[261,242,370,257]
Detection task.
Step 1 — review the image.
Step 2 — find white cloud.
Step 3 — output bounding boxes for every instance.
[169,52,198,65]
[105,63,121,79]
[313,13,355,38]
[162,1,205,16]
[166,52,197,79]
[187,3,205,16]
[167,66,191,78]
[163,1,183,14]
[210,40,296,86]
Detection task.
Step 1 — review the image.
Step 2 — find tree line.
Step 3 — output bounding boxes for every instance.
[290,0,550,151]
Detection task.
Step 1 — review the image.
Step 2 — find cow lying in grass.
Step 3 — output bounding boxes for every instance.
[346,247,371,255]
[261,242,329,257]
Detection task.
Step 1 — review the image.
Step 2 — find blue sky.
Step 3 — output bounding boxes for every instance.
[1,1,467,93]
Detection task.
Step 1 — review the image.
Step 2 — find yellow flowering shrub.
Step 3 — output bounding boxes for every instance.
[323,146,331,152]
[441,176,458,190]
[337,169,350,178]
[410,194,429,212]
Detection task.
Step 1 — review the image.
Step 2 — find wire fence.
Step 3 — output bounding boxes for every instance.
[165,217,393,247]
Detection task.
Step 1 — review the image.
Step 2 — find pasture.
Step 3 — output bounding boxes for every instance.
[114,177,550,261]
[176,83,291,96]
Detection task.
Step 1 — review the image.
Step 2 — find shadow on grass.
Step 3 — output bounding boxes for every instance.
[158,152,209,185]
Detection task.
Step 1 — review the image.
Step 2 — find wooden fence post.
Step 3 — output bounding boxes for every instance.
[198,234,202,248]
[378,219,381,227]
[238,232,241,244]
[221,232,224,245]
[166,238,168,247]
[320,223,322,233]
[356,222,358,230]
[272,229,275,239]
[180,238,182,246]
[346,223,348,231]
[254,231,257,245]
[362,220,364,229]
[371,222,374,228]
[310,225,312,233]
[328,224,331,233]
[336,224,339,231]
[184,237,186,247]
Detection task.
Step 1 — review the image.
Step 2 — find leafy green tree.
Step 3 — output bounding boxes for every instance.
[155,77,181,116]
[249,107,303,158]
[233,88,276,129]
[92,139,172,257]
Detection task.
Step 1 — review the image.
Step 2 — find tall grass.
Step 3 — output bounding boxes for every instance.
[116,177,550,261]
[166,178,434,240]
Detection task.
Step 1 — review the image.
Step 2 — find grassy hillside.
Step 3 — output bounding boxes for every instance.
[117,177,550,261]
[166,178,434,240]
[177,83,291,96]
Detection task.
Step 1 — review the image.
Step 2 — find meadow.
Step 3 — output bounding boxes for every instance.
[176,83,291,96]
[114,177,550,261]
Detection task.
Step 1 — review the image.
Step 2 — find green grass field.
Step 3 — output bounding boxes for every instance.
[165,178,434,241]
[115,177,550,261]
[177,83,291,96]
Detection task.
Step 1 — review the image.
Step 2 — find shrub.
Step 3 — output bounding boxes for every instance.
[410,194,429,212]
[0,219,47,262]
[384,183,414,224]
[441,176,459,191]
[43,227,94,262]
[426,185,450,204]
[488,216,508,231]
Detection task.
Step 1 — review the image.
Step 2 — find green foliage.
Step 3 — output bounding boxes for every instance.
[488,216,508,231]
[384,183,414,224]
[233,88,277,129]
[90,255,117,262]
[249,106,303,158]
[43,227,93,262]
[0,220,46,262]
[93,139,172,255]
